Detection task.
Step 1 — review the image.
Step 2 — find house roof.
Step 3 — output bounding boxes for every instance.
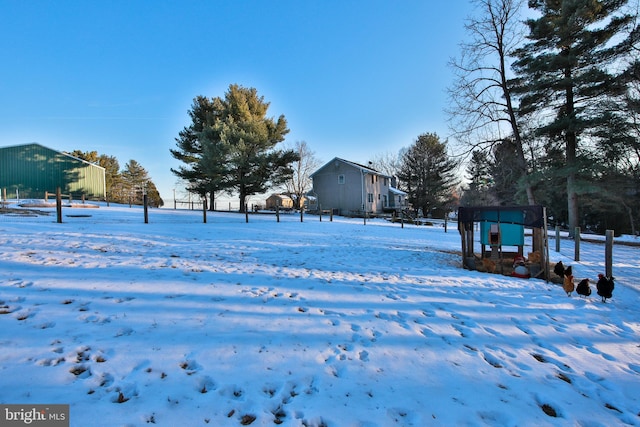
[311,157,392,178]
[389,187,407,196]
[266,194,293,201]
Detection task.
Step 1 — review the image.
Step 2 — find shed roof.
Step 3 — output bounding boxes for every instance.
[458,205,546,228]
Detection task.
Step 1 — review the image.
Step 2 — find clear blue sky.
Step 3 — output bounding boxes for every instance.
[0,1,476,203]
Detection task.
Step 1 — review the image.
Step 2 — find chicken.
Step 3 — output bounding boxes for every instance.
[563,275,575,296]
[554,261,575,296]
[564,265,572,277]
[576,278,591,297]
[553,261,565,278]
[596,274,615,303]
[482,258,496,273]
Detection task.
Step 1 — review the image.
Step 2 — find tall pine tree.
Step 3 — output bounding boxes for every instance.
[512,0,633,235]
[171,85,298,212]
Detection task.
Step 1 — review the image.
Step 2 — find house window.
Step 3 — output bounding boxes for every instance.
[338,174,345,184]
[383,195,388,207]
[371,175,374,184]
[378,194,381,200]
[368,193,374,203]
[384,178,388,186]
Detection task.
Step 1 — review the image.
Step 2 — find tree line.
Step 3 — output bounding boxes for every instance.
[449,0,639,236]
[69,150,163,208]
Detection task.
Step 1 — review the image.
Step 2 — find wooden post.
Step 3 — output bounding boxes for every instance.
[555,226,561,252]
[2,188,6,203]
[56,187,62,223]
[605,230,614,278]
[300,206,304,222]
[143,194,149,224]
[45,191,49,202]
[444,215,448,233]
[330,209,333,222]
[574,227,580,261]
[319,204,322,222]
[202,198,207,224]
[276,205,280,222]
[245,204,249,223]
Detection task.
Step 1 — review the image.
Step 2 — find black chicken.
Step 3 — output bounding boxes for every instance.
[554,261,565,278]
[596,274,615,303]
[564,265,572,277]
[576,278,591,297]
[554,261,573,277]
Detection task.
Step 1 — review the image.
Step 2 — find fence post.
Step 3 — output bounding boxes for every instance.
[330,208,333,222]
[202,198,207,224]
[143,194,149,224]
[56,187,62,223]
[319,204,322,222]
[574,227,580,261]
[276,205,280,222]
[300,206,304,222]
[555,226,561,252]
[245,204,249,223]
[605,230,614,278]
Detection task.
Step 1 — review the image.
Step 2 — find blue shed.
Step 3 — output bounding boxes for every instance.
[458,205,549,279]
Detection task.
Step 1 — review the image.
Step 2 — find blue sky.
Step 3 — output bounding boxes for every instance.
[0,1,476,203]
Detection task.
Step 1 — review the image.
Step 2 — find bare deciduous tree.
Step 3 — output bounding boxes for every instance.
[284,141,321,210]
[447,0,535,204]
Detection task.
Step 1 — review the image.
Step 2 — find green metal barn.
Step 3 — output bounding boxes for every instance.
[0,143,106,199]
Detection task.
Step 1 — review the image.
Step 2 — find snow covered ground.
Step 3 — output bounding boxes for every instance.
[0,203,639,427]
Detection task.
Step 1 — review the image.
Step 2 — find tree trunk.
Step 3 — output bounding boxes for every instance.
[565,62,579,238]
[501,50,536,206]
[239,185,247,213]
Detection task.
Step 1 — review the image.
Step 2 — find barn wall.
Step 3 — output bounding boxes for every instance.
[0,143,106,199]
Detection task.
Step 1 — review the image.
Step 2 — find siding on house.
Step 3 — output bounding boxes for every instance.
[311,158,392,215]
[0,143,106,199]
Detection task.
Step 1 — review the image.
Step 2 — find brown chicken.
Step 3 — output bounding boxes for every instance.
[563,275,575,296]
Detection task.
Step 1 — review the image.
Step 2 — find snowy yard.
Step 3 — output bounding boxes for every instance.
[0,204,639,426]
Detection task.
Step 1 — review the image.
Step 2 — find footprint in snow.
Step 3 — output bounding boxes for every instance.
[452,323,474,339]
[511,320,534,336]
[483,326,504,338]
[532,337,567,358]
[531,352,573,373]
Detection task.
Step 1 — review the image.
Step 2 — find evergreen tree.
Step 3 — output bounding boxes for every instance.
[97,155,121,204]
[172,85,298,212]
[512,0,633,234]
[170,95,225,209]
[121,160,163,207]
[461,150,495,206]
[397,133,459,216]
[490,139,525,205]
